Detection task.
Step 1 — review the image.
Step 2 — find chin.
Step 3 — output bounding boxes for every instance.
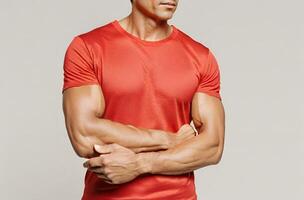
[156,16,173,21]
[154,12,175,21]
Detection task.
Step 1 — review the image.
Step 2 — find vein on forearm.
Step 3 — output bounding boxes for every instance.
[83,117,173,154]
[138,128,222,175]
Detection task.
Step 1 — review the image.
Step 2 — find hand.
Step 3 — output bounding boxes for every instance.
[168,124,197,148]
[83,143,142,184]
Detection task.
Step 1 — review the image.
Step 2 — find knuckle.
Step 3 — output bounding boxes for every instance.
[108,175,116,183]
[102,157,109,165]
[104,167,111,175]
[88,160,94,167]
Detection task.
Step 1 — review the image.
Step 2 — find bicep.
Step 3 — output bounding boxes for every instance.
[191,92,225,146]
[61,36,106,158]
[192,48,224,136]
[62,84,105,158]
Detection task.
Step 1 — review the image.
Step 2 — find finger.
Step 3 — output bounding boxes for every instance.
[94,144,113,154]
[83,156,104,168]
[95,172,111,181]
[89,166,105,174]
[104,179,114,184]
[83,160,89,168]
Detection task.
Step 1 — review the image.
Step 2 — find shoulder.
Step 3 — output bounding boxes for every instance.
[174,26,210,57]
[174,26,220,73]
[72,20,116,45]
[65,20,118,57]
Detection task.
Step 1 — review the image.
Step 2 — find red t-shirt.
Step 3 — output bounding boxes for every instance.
[62,19,222,200]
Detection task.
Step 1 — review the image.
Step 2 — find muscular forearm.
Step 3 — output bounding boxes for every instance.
[137,130,223,175]
[81,117,176,157]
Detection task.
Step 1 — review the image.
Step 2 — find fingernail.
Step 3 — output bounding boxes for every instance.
[94,144,103,152]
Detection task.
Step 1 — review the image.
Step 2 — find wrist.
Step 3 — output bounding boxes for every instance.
[136,151,160,174]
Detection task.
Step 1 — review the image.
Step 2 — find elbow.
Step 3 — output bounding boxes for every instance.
[73,141,93,159]
[77,151,94,159]
[210,144,224,165]
[68,134,95,159]
[66,122,96,159]
[211,155,222,165]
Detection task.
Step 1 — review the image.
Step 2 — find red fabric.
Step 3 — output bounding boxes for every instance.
[62,19,221,200]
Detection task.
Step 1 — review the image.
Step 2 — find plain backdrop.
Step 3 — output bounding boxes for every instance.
[1,0,303,199]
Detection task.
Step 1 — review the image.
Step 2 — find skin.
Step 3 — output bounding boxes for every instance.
[63,0,225,185]
[62,85,196,158]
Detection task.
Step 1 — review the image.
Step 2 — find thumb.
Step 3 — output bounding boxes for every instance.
[94,144,112,154]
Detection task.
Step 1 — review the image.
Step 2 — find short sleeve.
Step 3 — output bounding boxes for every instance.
[196,49,222,101]
[61,36,99,93]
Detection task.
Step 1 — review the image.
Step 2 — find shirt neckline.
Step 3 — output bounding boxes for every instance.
[111,19,178,46]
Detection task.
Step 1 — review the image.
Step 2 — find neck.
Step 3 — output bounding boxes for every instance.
[118,12,172,42]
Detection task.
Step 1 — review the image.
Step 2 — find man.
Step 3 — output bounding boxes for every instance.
[62,0,225,199]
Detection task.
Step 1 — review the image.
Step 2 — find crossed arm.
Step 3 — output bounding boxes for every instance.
[62,84,225,176]
[137,92,225,175]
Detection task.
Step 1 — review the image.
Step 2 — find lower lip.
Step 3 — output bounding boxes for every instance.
[160,3,176,8]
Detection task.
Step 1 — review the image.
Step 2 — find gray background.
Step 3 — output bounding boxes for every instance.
[1,0,303,199]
